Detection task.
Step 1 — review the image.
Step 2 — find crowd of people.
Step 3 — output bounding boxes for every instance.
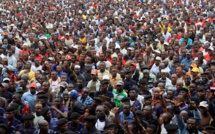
[0,0,215,134]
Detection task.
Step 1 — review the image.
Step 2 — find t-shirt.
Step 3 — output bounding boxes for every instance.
[50,79,60,91]
[112,89,128,107]
[95,119,105,132]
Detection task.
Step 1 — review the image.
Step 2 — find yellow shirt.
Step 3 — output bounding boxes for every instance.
[82,15,87,20]
[160,25,172,34]
[19,70,36,81]
[98,70,110,81]
[79,36,87,43]
[157,42,165,51]
[109,75,122,88]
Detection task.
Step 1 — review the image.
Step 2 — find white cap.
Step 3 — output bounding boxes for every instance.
[127,47,134,50]
[74,65,80,69]
[155,56,161,61]
[164,42,169,46]
[115,45,120,49]
[73,45,78,49]
[199,101,208,108]
[154,50,161,54]
[0,64,3,68]
[208,46,214,51]
[23,43,28,46]
[65,33,70,36]
[161,69,167,73]
[102,75,110,80]
[40,36,47,40]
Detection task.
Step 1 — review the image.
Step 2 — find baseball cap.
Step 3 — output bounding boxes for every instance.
[102,75,110,80]
[91,69,98,75]
[47,57,54,61]
[3,78,10,82]
[208,46,214,51]
[130,62,136,67]
[30,83,37,88]
[199,101,208,108]
[0,83,9,88]
[186,52,191,55]
[155,56,161,61]
[74,65,80,69]
[70,90,79,99]
[116,81,124,86]
[191,68,200,73]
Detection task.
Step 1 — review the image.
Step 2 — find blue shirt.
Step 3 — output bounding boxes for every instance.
[0,91,13,103]
[21,91,37,112]
[123,79,136,91]
[77,96,93,108]
[119,111,134,125]
[95,91,114,100]
[6,117,21,134]
[179,38,193,45]
[49,118,58,130]
[176,113,201,134]
[181,58,192,71]
[0,71,7,83]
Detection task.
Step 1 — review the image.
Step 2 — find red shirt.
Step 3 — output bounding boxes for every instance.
[35,54,43,62]
[9,73,17,82]
[19,50,30,56]
[204,54,213,62]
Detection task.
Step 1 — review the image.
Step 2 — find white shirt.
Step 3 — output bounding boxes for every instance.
[95,119,105,131]
[7,55,17,68]
[137,95,144,110]
[150,64,160,74]
[163,32,171,42]
[31,65,42,73]
[161,124,167,134]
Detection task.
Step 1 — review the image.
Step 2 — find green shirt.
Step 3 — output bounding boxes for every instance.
[112,89,128,107]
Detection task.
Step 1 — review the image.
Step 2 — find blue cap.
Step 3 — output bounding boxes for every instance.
[70,90,78,99]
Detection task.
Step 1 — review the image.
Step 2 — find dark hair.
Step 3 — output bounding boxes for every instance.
[190,97,200,105]
[147,124,156,132]
[85,105,96,116]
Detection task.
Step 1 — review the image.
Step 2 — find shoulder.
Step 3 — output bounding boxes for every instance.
[22,91,30,96]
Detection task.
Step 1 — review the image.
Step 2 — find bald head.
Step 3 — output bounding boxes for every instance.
[38,120,48,126]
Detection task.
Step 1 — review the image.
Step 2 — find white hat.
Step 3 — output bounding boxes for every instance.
[74,65,80,69]
[72,45,78,49]
[155,56,161,61]
[102,75,110,80]
[154,50,161,54]
[161,69,167,73]
[0,64,3,68]
[115,45,120,49]
[3,78,10,82]
[164,42,169,46]
[208,46,214,51]
[47,57,54,61]
[199,101,208,108]
[127,47,134,50]
[40,36,47,40]
[23,43,28,46]
[65,33,70,36]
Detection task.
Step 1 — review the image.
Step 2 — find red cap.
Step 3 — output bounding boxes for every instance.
[91,69,98,75]
[3,32,8,36]
[130,62,137,67]
[65,55,71,60]
[30,83,37,88]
